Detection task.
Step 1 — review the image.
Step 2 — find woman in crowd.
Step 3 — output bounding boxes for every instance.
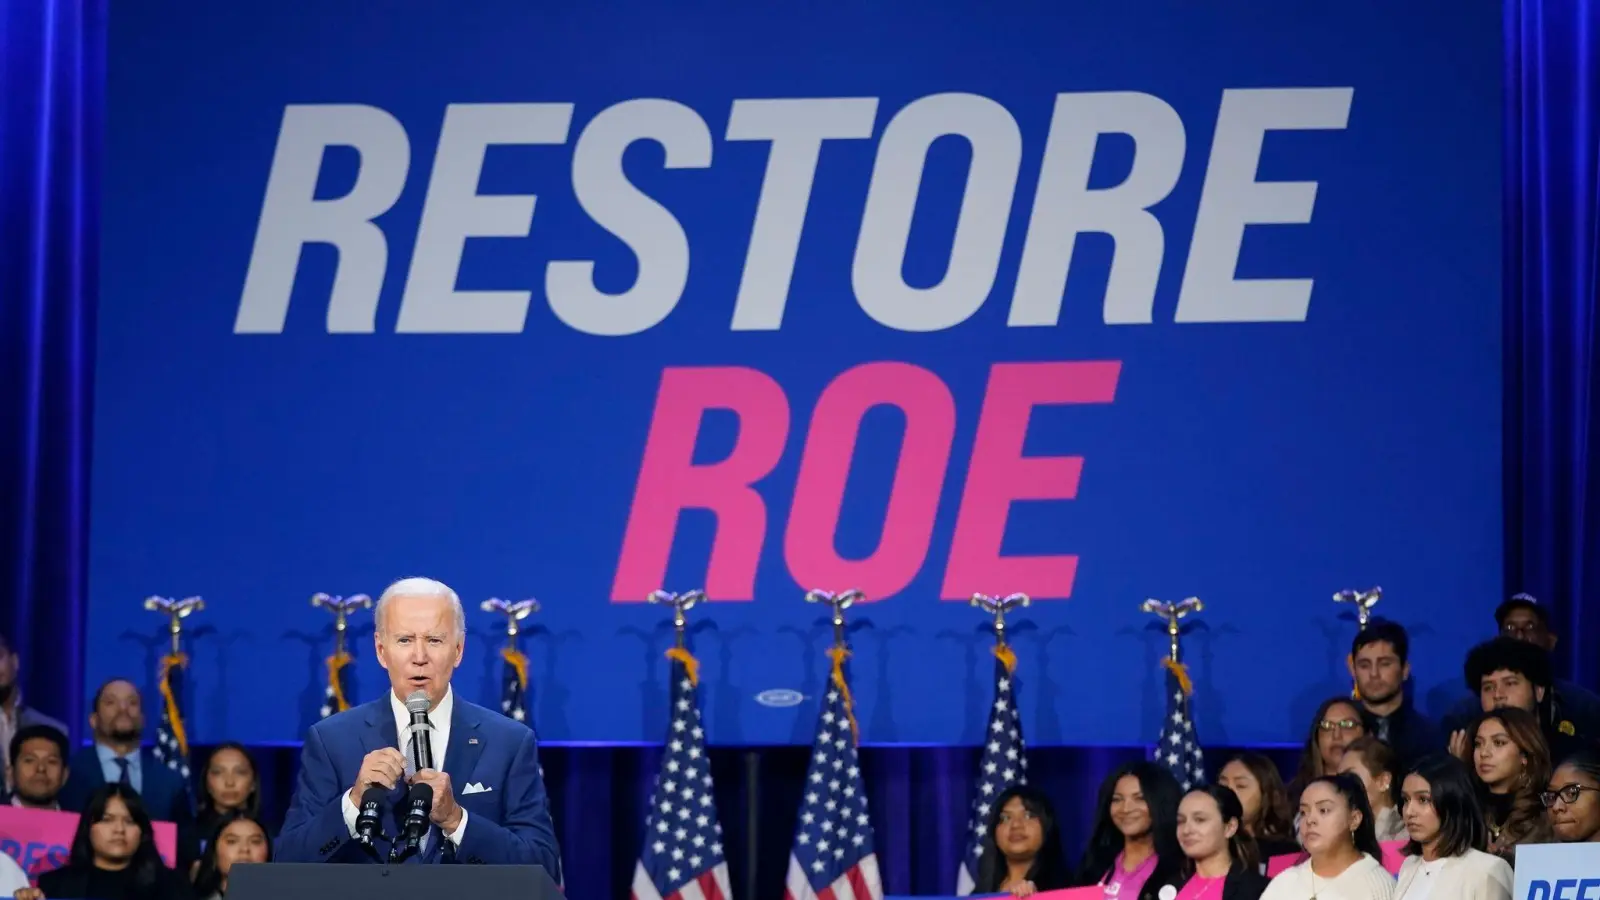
[195,743,263,843]
[1543,746,1600,843]
[1075,760,1184,900]
[973,785,1070,897]
[1457,707,1552,859]
[1218,753,1299,861]
[1260,773,1394,900]
[1157,784,1269,900]
[1287,698,1370,807]
[191,811,273,900]
[1392,754,1512,900]
[1337,737,1406,842]
[18,784,192,900]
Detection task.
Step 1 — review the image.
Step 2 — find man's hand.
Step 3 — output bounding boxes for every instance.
[349,747,407,805]
[412,769,463,833]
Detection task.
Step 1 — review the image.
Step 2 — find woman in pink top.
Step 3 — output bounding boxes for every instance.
[1073,761,1184,900]
[1150,784,1268,900]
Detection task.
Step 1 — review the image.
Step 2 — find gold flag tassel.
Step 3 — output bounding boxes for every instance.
[993,643,1018,674]
[1161,657,1193,697]
[665,646,700,686]
[158,652,190,758]
[502,646,530,690]
[326,650,353,713]
[1347,654,1362,701]
[827,645,861,744]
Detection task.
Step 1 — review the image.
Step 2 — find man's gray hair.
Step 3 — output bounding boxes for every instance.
[375,576,466,638]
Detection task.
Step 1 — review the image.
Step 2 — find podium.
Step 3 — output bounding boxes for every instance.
[227,862,562,900]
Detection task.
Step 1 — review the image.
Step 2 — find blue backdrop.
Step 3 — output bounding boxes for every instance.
[7,0,1599,898]
[88,0,1502,748]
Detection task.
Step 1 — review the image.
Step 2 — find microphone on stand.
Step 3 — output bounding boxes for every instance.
[391,782,434,863]
[353,784,389,859]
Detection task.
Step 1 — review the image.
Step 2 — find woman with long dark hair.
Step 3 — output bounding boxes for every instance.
[1286,699,1371,808]
[1074,761,1184,900]
[1260,773,1394,900]
[26,784,192,900]
[1218,753,1297,861]
[1457,707,1553,860]
[1392,754,1511,900]
[1337,738,1405,843]
[1149,784,1269,900]
[196,744,262,834]
[192,810,272,900]
[973,785,1069,897]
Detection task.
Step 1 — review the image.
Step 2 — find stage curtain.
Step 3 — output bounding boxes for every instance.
[0,0,100,734]
[3,1,1598,899]
[1503,0,1600,689]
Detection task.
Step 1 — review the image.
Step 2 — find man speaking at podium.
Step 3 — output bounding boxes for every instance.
[276,577,561,876]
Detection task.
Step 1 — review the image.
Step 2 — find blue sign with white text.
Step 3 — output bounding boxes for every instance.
[93,0,1503,746]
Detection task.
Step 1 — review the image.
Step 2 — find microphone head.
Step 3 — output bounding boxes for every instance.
[410,782,434,806]
[405,690,431,715]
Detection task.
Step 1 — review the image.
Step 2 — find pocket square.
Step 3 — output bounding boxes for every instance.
[462,782,492,795]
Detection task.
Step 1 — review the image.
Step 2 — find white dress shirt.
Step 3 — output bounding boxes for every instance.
[340,687,469,851]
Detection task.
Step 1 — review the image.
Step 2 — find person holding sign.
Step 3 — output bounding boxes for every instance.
[1167,784,1269,899]
[1391,754,1511,900]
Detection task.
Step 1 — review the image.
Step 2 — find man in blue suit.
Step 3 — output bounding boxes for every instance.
[58,678,198,863]
[277,577,561,876]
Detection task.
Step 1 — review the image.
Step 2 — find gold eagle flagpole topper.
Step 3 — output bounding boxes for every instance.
[804,588,865,741]
[1334,586,1383,698]
[648,590,706,683]
[483,597,540,722]
[971,592,1030,671]
[143,595,204,765]
[1141,596,1203,691]
[312,592,372,716]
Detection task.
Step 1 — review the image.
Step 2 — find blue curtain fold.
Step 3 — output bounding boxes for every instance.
[0,0,100,736]
[1503,0,1600,689]
[3,1,1598,899]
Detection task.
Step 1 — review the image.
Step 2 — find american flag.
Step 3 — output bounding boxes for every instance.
[1151,659,1204,791]
[955,652,1027,895]
[153,653,190,778]
[631,653,731,900]
[786,651,882,900]
[500,647,531,725]
[319,650,353,719]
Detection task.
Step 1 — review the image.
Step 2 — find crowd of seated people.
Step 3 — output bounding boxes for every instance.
[2,594,1598,900]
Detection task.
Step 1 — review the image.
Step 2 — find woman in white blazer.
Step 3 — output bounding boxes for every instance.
[1393,754,1513,900]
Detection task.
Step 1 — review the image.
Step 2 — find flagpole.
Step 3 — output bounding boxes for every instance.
[481,596,539,723]
[1141,596,1206,789]
[311,592,371,717]
[142,595,204,777]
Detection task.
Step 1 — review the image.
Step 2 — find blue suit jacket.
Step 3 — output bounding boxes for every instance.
[275,695,561,878]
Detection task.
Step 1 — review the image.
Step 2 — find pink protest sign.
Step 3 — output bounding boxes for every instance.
[0,806,178,880]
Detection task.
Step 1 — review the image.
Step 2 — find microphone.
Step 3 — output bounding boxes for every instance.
[405,690,434,773]
[390,782,434,863]
[353,784,388,858]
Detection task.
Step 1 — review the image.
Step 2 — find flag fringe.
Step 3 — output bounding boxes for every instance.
[993,643,1017,673]
[503,646,530,690]
[158,652,189,757]
[828,645,860,744]
[1161,657,1193,697]
[325,650,353,713]
[666,647,700,686]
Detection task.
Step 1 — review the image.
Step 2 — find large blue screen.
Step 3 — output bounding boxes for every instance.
[93,0,1503,747]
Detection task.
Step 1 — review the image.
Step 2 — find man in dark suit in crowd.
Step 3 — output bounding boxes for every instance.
[1347,619,1442,770]
[57,678,198,862]
[276,577,561,875]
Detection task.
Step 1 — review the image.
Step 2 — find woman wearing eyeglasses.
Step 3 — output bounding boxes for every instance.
[1287,699,1371,809]
[1543,747,1600,843]
[1392,754,1512,900]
